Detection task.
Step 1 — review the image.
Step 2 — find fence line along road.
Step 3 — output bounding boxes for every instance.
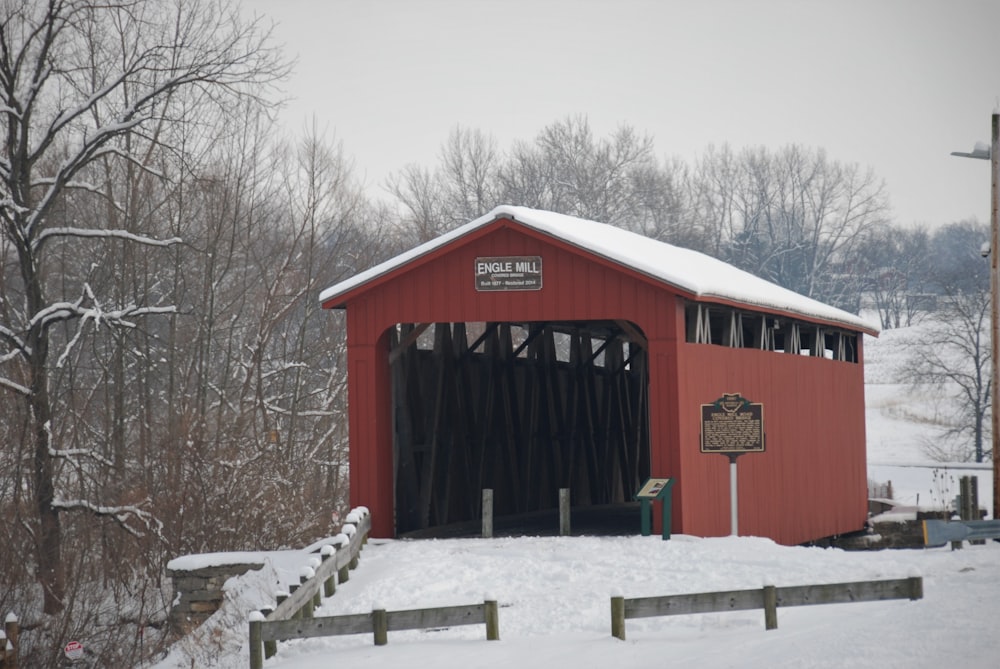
[257,599,499,648]
[248,507,371,669]
[611,576,923,640]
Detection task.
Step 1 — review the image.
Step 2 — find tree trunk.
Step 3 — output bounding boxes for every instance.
[30,343,64,614]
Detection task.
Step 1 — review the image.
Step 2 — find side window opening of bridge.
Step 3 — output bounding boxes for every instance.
[684,302,858,363]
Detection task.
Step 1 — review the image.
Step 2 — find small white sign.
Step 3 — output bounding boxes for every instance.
[64,640,84,660]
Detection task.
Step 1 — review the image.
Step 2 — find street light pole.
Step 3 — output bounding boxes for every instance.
[951,111,1000,520]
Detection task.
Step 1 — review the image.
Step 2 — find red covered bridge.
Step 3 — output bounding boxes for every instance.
[320,205,878,545]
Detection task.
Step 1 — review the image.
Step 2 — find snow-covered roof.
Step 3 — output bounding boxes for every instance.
[319,205,879,335]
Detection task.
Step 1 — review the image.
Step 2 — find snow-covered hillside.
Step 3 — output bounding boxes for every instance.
[148,322,1000,669]
[864,327,993,510]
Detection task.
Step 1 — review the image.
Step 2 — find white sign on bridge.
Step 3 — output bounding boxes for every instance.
[474,256,543,291]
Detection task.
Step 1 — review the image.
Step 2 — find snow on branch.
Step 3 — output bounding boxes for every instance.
[0,323,28,354]
[0,349,24,365]
[40,76,133,146]
[52,499,164,540]
[0,376,30,396]
[33,226,183,253]
[0,198,30,216]
[90,145,168,181]
[264,404,337,418]
[260,362,310,380]
[31,175,121,203]
[53,302,176,369]
[49,446,115,469]
[31,282,177,333]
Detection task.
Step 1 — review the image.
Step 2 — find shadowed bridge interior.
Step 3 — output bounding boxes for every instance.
[390,320,650,536]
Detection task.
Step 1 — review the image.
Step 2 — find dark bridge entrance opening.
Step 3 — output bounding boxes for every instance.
[389,319,650,536]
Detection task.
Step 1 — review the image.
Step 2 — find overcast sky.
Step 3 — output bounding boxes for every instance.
[242,0,1000,229]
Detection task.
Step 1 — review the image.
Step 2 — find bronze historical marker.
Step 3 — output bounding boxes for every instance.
[700,392,765,454]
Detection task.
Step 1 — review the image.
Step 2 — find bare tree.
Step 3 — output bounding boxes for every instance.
[688,143,740,257]
[385,116,696,250]
[857,223,931,330]
[905,284,992,463]
[900,221,994,463]
[438,125,499,224]
[927,220,991,294]
[691,144,889,310]
[497,115,672,230]
[386,162,449,245]
[0,0,286,615]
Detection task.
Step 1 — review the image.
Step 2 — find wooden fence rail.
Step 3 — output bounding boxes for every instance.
[254,599,499,649]
[611,576,923,640]
[248,508,499,669]
[248,507,371,669]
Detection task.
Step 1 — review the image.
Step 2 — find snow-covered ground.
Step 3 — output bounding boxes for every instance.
[149,323,1000,669]
[864,325,994,511]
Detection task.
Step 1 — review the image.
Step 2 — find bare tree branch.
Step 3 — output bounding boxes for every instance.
[32,226,182,252]
[52,498,163,540]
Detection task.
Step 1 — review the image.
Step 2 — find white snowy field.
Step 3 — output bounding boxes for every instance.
[864,325,994,511]
[149,323,1000,669]
[158,533,1000,669]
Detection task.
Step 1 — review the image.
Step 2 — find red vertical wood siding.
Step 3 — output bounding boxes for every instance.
[333,218,869,543]
[338,226,672,333]
[673,340,868,545]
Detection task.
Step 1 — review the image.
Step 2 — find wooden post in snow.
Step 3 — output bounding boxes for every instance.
[482,489,494,538]
[260,607,277,660]
[763,585,778,630]
[321,545,337,597]
[3,613,19,669]
[559,488,571,536]
[248,612,264,669]
[484,599,500,640]
[610,596,626,640]
[373,607,388,646]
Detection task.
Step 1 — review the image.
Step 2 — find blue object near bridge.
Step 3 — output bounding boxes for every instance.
[922,519,1000,547]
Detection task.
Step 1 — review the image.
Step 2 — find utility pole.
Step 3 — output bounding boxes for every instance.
[950,111,1000,520]
[991,111,999,521]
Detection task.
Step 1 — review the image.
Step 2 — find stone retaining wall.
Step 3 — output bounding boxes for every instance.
[167,562,264,633]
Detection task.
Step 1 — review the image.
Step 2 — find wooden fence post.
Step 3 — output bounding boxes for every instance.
[321,545,337,598]
[610,596,626,640]
[347,528,360,569]
[952,477,970,550]
[288,584,303,619]
[3,613,18,669]
[763,585,778,630]
[373,607,388,646]
[308,558,322,608]
[260,607,277,660]
[484,599,500,641]
[268,593,287,658]
[482,488,494,538]
[300,568,316,618]
[248,612,264,669]
[559,488,571,536]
